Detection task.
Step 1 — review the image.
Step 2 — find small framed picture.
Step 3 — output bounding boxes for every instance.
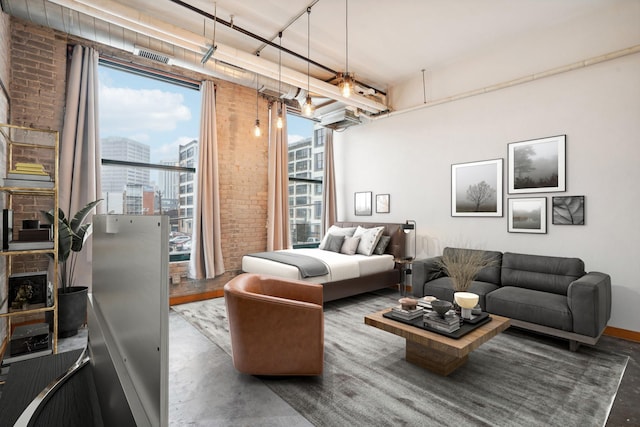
[552,196,585,225]
[508,135,566,194]
[451,158,503,217]
[376,194,390,213]
[8,271,48,309]
[354,191,372,216]
[508,197,547,234]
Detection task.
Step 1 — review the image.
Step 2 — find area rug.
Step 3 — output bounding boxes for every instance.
[173,290,628,427]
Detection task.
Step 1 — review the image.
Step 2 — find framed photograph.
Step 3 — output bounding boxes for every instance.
[508,135,566,194]
[552,196,585,225]
[376,194,390,213]
[451,158,503,217]
[8,271,48,309]
[354,191,372,216]
[508,197,547,233]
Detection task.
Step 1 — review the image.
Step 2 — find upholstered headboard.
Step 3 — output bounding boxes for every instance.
[333,222,407,259]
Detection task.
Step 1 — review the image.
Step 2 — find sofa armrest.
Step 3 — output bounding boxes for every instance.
[568,271,612,337]
[411,256,444,297]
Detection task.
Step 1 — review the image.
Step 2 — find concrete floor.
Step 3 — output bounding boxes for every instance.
[3,306,639,426]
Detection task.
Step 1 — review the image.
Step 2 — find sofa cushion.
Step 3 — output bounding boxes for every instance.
[442,248,503,285]
[486,286,573,331]
[422,277,500,311]
[501,252,585,295]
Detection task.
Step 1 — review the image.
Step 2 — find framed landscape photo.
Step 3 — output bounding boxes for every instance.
[354,191,372,216]
[508,135,566,194]
[451,158,503,217]
[508,197,547,234]
[552,196,585,225]
[376,194,390,213]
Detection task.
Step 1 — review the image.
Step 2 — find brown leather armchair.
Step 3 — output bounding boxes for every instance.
[224,273,324,376]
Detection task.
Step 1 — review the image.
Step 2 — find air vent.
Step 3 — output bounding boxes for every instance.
[320,109,361,130]
[133,46,172,64]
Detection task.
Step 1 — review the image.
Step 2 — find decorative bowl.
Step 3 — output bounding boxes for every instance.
[422,296,437,303]
[430,300,452,317]
[454,292,479,309]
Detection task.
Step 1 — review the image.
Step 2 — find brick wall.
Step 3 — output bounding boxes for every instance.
[3,17,270,299]
[9,19,66,131]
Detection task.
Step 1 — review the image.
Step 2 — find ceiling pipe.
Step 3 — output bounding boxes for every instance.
[168,0,385,96]
[369,44,640,122]
[49,0,387,114]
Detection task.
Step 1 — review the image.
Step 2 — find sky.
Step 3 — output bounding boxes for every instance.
[99,65,313,163]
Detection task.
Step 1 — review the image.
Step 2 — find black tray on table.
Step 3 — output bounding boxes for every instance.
[382,310,492,339]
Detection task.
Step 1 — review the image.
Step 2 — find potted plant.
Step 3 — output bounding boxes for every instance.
[43,199,102,337]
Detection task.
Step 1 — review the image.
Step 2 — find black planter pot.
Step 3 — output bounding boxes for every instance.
[48,286,89,338]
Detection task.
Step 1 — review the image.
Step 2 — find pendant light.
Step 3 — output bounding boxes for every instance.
[303,7,315,117]
[254,74,261,137]
[338,0,354,98]
[276,32,284,129]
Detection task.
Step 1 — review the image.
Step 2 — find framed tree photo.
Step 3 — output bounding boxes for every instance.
[354,191,372,216]
[508,135,566,194]
[508,197,547,233]
[451,158,503,217]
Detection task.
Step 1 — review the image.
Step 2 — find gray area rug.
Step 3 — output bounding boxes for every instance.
[173,290,628,427]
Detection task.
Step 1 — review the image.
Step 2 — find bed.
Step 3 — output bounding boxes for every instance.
[242,222,407,302]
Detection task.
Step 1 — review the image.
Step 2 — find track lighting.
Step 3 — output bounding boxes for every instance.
[201,2,217,64]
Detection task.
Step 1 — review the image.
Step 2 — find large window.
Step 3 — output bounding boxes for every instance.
[98,61,201,260]
[287,114,324,247]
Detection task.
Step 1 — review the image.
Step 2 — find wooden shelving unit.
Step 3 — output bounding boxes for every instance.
[0,123,59,355]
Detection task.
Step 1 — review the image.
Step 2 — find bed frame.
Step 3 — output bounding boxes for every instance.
[320,222,406,302]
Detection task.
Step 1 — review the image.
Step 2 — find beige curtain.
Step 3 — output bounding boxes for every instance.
[322,129,336,232]
[189,81,225,279]
[267,101,291,250]
[59,44,103,288]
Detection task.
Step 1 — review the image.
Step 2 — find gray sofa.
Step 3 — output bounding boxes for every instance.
[411,247,612,351]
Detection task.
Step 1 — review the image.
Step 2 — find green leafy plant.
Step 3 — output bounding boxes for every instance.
[42,199,102,293]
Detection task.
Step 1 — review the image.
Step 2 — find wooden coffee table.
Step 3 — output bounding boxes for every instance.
[364,308,510,376]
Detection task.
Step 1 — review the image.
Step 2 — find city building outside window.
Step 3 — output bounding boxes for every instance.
[287,114,325,247]
[98,61,201,261]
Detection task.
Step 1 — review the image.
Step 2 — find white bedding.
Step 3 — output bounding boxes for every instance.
[241,248,395,284]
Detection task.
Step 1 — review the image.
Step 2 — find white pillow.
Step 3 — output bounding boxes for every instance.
[318,225,356,250]
[352,226,385,256]
[340,236,361,255]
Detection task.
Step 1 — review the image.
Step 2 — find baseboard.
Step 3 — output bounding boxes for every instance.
[604,326,640,343]
[170,289,224,306]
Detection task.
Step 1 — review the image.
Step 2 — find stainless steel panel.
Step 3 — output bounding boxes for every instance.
[92,214,169,427]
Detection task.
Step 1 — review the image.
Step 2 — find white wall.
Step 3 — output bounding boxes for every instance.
[334,3,640,332]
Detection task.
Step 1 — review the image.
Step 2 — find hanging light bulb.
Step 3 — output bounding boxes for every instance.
[338,0,353,98]
[254,119,261,137]
[303,7,315,117]
[276,108,284,129]
[339,73,353,98]
[303,95,314,116]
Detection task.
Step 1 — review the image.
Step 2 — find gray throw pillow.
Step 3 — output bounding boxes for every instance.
[340,236,361,255]
[324,234,345,253]
[373,235,391,255]
[318,225,357,250]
